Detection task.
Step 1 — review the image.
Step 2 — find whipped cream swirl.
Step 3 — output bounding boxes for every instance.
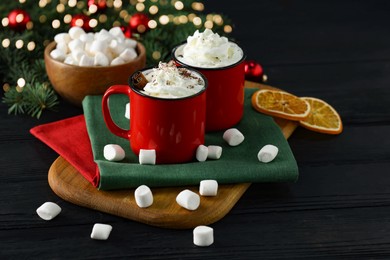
[177,29,243,68]
[142,61,205,98]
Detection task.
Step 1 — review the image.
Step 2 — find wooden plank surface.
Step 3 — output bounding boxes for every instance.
[47,82,298,229]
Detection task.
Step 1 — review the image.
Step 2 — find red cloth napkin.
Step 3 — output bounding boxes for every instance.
[30,115,100,187]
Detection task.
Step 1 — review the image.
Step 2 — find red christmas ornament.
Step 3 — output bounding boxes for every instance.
[121,26,133,38]
[7,9,31,32]
[244,60,264,82]
[129,13,150,34]
[70,14,91,32]
[87,0,107,11]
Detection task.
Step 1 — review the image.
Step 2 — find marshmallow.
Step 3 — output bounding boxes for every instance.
[257,144,279,163]
[199,180,218,196]
[71,49,85,63]
[176,189,200,210]
[139,149,156,165]
[69,26,86,40]
[50,49,66,61]
[104,144,125,161]
[89,40,108,55]
[95,29,112,42]
[193,226,214,247]
[90,223,113,240]
[109,27,125,40]
[68,39,84,52]
[125,38,137,49]
[63,55,76,65]
[110,56,126,66]
[109,39,126,56]
[94,52,110,66]
[207,145,222,160]
[125,102,130,119]
[119,48,137,62]
[134,185,153,208]
[54,33,71,44]
[79,54,94,66]
[196,144,208,162]
[223,128,245,146]
[36,202,62,221]
[56,41,69,54]
[79,33,94,43]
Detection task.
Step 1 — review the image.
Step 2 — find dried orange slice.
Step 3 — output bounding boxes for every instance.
[299,97,343,135]
[251,89,311,121]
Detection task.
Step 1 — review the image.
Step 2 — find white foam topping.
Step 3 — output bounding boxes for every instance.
[142,61,205,98]
[176,29,243,68]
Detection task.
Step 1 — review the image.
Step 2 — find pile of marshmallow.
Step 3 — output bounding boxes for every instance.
[50,26,138,67]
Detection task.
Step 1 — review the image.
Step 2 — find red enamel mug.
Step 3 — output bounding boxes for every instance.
[101,67,207,164]
[172,42,246,132]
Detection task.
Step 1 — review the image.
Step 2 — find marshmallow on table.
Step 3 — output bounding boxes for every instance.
[193,226,214,247]
[36,202,62,221]
[104,144,125,161]
[134,185,153,208]
[196,144,208,162]
[207,145,222,160]
[223,128,245,146]
[90,223,113,240]
[125,102,130,119]
[257,144,279,163]
[139,149,156,165]
[176,189,200,210]
[199,180,218,196]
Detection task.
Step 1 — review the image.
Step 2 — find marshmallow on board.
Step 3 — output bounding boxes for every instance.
[176,189,200,210]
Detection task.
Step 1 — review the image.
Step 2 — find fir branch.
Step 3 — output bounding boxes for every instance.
[24,82,59,119]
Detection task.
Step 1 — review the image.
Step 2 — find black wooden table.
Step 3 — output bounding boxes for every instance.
[2,1,390,258]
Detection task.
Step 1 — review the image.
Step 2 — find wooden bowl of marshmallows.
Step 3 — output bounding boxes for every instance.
[44,26,146,106]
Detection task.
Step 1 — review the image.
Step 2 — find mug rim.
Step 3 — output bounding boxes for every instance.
[128,65,208,101]
[171,40,246,71]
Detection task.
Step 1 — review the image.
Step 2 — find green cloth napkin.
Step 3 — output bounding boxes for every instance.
[82,88,298,190]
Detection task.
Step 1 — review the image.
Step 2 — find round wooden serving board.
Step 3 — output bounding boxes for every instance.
[48,82,298,229]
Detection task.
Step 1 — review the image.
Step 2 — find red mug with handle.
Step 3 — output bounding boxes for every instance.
[102,67,207,164]
[172,42,246,132]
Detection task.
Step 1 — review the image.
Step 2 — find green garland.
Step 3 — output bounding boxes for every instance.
[0,0,232,118]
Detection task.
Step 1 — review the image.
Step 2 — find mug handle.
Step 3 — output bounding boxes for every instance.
[102,85,131,139]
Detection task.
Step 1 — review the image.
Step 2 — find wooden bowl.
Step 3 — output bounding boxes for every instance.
[44,41,146,106]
